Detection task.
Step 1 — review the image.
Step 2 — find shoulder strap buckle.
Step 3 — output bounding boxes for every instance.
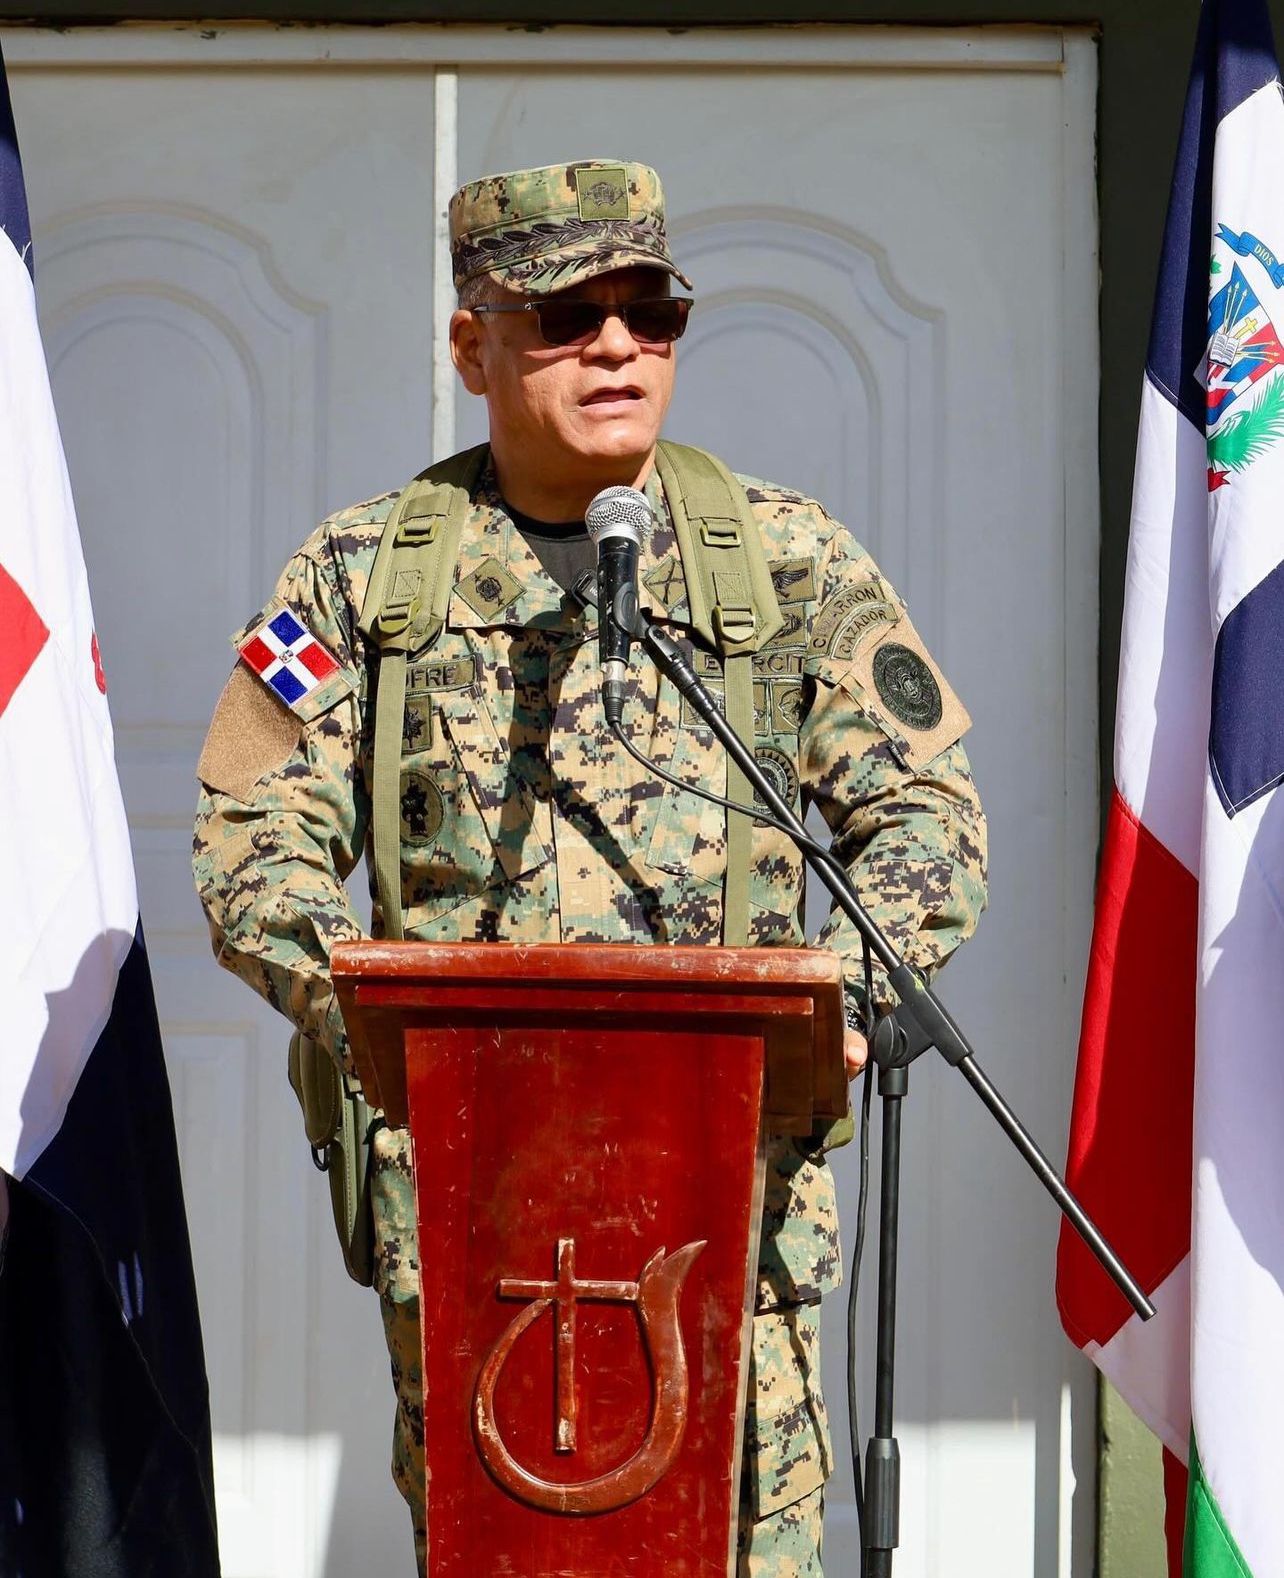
[394,513,441,547]
[699,519,743,550]
[713,602,757,647]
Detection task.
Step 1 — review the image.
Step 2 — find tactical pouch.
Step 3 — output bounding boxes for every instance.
[288,1030,375,1286]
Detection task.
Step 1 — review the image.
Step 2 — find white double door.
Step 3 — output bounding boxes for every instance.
[5,24,1098,1577]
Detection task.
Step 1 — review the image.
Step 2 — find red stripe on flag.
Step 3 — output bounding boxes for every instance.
[1163,1448,1187,1578]
[0,561,49,716]
[239,634,275,675]
[1056,789,1197,1347]
[296,640,337,681]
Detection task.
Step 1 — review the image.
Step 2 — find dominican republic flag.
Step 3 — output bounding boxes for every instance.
[1056,3,1284,1573]
[237,599,341,710]
[0,44,220,1577]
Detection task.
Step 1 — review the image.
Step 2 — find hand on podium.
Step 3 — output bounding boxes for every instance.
[844,1030,869,1077]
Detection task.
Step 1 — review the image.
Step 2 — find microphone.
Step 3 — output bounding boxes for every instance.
[585,484,653,727]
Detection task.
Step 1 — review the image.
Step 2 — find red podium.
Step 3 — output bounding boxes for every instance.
[331,942,845,1577]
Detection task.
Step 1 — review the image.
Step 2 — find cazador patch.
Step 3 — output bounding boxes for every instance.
[827,603,898,665]
[808,580,897,663]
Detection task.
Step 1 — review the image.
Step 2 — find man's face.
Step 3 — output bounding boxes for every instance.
[451,266,679,505]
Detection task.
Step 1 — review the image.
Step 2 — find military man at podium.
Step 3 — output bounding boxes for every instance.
[193,159,987,1574]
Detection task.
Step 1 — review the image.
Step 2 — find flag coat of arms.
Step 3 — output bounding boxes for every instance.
[1057,2,1284,1572]
[0,43,220,1575]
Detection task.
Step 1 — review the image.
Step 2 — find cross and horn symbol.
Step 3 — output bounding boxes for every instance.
[472,1236,705,1515]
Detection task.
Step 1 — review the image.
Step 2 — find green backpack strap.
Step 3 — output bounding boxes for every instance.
[654,441,784,947]
[358,444,488,940]
[288,450,488,1288]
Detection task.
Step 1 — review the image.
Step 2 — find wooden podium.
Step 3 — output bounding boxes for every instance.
[331,942,845,1578]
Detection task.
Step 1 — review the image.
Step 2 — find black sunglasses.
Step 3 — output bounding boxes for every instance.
[472,296,693,347]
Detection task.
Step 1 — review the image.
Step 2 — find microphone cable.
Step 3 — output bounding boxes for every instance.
[851,941,875,1578]
[609,717,835,868]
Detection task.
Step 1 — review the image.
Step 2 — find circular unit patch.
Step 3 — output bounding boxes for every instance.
[872,642,942,731]
[400,771,445,846]
[752,746,800,819]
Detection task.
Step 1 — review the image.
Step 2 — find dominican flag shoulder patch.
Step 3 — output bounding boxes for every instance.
[235,598,353,715]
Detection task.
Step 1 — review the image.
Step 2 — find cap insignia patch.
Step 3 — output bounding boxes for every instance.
[575,166,630,221]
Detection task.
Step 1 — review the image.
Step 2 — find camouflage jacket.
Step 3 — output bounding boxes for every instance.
[193,456,987,1311]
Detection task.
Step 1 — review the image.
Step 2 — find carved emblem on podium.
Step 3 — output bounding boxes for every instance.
[473,1236,706,1514]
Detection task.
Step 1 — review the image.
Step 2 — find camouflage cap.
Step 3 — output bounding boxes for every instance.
[449,159,693,297]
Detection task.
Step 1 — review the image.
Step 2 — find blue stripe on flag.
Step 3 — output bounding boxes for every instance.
[269,607,305,646]
[3,930,220,1572]
[0,41,31,276]
[1210,558,1284,814]
[1146,0,1279,426]
[271,666,306,704]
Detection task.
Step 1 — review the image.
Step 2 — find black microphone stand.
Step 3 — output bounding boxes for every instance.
[626,614,1154,1576]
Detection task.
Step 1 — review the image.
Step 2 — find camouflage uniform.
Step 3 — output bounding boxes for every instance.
[193,159,987,1576]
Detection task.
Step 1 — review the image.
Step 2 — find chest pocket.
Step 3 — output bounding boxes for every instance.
[398,680,550,923]
[644,724,728,890]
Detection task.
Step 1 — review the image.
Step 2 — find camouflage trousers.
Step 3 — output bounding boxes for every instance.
[372,1127,828,1576]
